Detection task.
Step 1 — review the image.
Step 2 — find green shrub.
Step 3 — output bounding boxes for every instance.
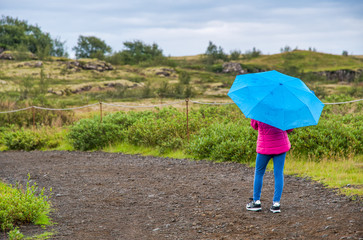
[0,126,8,146]
[290,114,363,158]
[0,176,52,232]
[68,117,121,151]
[7,227,24,240]
[3,128,61,151]
[187,120,257,162]
[4,129,43,151]
[127,108,187,152]
[68,111,147,150]
[63,104,362,160]
[187,111,362,162]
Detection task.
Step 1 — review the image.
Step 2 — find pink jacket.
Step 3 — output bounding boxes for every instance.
[251,119,293,155]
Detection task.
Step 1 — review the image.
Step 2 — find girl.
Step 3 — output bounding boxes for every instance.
[246,119,293,213]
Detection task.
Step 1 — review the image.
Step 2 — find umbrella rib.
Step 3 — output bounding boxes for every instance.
[245,84,281,117]
[229,84,277,117]
[282,85,320,124]
[283,79,311,93]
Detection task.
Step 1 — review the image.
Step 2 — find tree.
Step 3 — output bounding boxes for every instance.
[229,49,241,60]
[280,45,292,53]
[72,35,112,59]
[173,71,194,99]
[109,40,164,65]
[205,41,218,58]
[203,41,227,64]
[0,16,28,51]
[179,71,191,85]
[52,37,68,58]
[156,80,170,100]
[243,47,261,59]
[0,16,67,58]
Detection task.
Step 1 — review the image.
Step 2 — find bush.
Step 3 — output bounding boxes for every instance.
[68,111,146,150]
[0,176,52,231]
[3,128,61,151]
[187,111,363,162]
[61,104,363,159]
[127,108,187,152]
[4,129,41,151]
[7,227,24,239]
[68,117,121,151]
[286,113,363,158]
[187,120,257,163]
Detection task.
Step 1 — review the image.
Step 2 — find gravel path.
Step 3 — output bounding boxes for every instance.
[0,151,362,239]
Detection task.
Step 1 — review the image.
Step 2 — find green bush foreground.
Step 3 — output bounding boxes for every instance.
[2,102,362,161]
[0,175,52,238]
[66,105,362,161]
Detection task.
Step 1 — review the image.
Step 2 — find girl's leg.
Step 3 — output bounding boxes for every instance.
[272,152,287,202]
[253,153,271,201]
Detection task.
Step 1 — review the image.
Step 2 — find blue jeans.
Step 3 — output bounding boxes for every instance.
[253,152,286,203]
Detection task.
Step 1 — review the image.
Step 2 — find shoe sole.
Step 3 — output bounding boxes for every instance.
[270,209,281,213]
[246,207,262,212]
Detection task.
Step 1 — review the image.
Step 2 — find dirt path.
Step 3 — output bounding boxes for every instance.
[0,151,362,239]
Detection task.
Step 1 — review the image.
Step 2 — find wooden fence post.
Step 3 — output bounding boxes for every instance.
[32,106,35,130]
[185,99,189,141]
[100,102,103,123]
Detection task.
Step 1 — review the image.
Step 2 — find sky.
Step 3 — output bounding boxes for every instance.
[1,0,363,58]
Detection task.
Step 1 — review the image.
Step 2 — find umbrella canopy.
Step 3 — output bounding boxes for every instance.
[227,70,324,131]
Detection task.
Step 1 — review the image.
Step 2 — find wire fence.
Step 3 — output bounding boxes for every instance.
[0,98,362,131]
[0,98,362,114]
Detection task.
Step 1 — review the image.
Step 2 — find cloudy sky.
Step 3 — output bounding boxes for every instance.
[1,0,363,57]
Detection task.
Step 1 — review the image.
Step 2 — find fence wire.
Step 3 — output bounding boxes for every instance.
[323,99,363,105]
[102,100,185,108]
[0,98,362,114]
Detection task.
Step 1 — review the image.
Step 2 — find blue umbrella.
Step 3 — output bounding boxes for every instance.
[227,70,324,131]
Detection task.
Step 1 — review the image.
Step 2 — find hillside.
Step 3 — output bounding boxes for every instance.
[241,50,363,72]
[0,51,362,110]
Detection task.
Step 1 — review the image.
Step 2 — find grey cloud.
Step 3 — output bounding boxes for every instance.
[1,0,362,56]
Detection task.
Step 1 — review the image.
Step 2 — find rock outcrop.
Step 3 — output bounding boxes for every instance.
[17,61,43,68]
[0,51,15,60]
[66,60,113,72]
[317,69,362,82]
[143,67,177,78]
[222,62,245,74]
[0,51,37,60]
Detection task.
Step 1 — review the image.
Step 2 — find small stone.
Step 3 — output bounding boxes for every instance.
[152,228,160,232]
[327,217,333,220]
